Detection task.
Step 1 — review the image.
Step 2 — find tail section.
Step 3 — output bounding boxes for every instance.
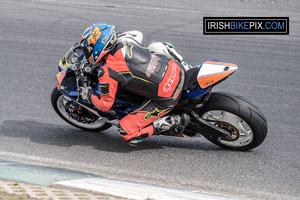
[197,61,238,89]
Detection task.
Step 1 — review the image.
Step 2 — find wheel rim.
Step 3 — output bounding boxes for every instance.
[57,95,107,129]
[201,110,253,147]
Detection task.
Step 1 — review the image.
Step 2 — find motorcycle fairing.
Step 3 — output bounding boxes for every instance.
[65,95,140,120]
[197,61,238,89]
[182,66,211,99]
[58,42,84,72]
[181,86,211,99]
[56,68,100,97]
[56,69,67,90]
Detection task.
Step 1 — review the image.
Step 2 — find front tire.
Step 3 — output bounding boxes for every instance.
[198,92,268,151]
[51,87,112,132]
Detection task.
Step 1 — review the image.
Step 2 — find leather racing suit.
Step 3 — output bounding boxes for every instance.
[90,35,185,142]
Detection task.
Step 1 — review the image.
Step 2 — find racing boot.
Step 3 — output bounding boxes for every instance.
[153,113,190,136]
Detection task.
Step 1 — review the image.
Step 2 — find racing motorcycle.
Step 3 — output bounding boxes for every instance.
[51,42,268,151]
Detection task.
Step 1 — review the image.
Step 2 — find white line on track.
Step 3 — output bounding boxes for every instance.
[55,178,243,200]
[34,0,207,14]
[31,0,292,16]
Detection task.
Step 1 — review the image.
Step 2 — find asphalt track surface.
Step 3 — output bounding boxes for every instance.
[0,0,299,199]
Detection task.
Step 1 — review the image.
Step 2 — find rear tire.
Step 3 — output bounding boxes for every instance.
[51,87,112,132]
[198,92,268,151]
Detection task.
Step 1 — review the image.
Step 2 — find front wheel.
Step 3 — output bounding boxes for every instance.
[51,87,112,132]
[198,92,268,151]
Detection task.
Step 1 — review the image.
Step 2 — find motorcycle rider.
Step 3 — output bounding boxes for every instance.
[79,23,190,145]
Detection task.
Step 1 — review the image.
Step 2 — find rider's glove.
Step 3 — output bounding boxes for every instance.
[78,87,101,108]
[78,87,92,102]
[78,86,91,100]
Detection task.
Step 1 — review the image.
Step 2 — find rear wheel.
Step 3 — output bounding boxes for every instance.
[51,87,111,132]
[198,92,268,151]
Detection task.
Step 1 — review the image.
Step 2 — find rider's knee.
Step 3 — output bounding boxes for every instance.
[118,124,151,141]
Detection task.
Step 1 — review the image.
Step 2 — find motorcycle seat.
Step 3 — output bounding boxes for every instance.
[183,67,200,91]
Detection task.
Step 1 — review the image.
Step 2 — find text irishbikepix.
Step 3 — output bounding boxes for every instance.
[203,17,289,35]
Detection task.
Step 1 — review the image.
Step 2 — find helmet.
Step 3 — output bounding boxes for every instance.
[80,23,116,64]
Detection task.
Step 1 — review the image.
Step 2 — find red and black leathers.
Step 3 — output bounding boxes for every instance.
[90,41,185,141]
